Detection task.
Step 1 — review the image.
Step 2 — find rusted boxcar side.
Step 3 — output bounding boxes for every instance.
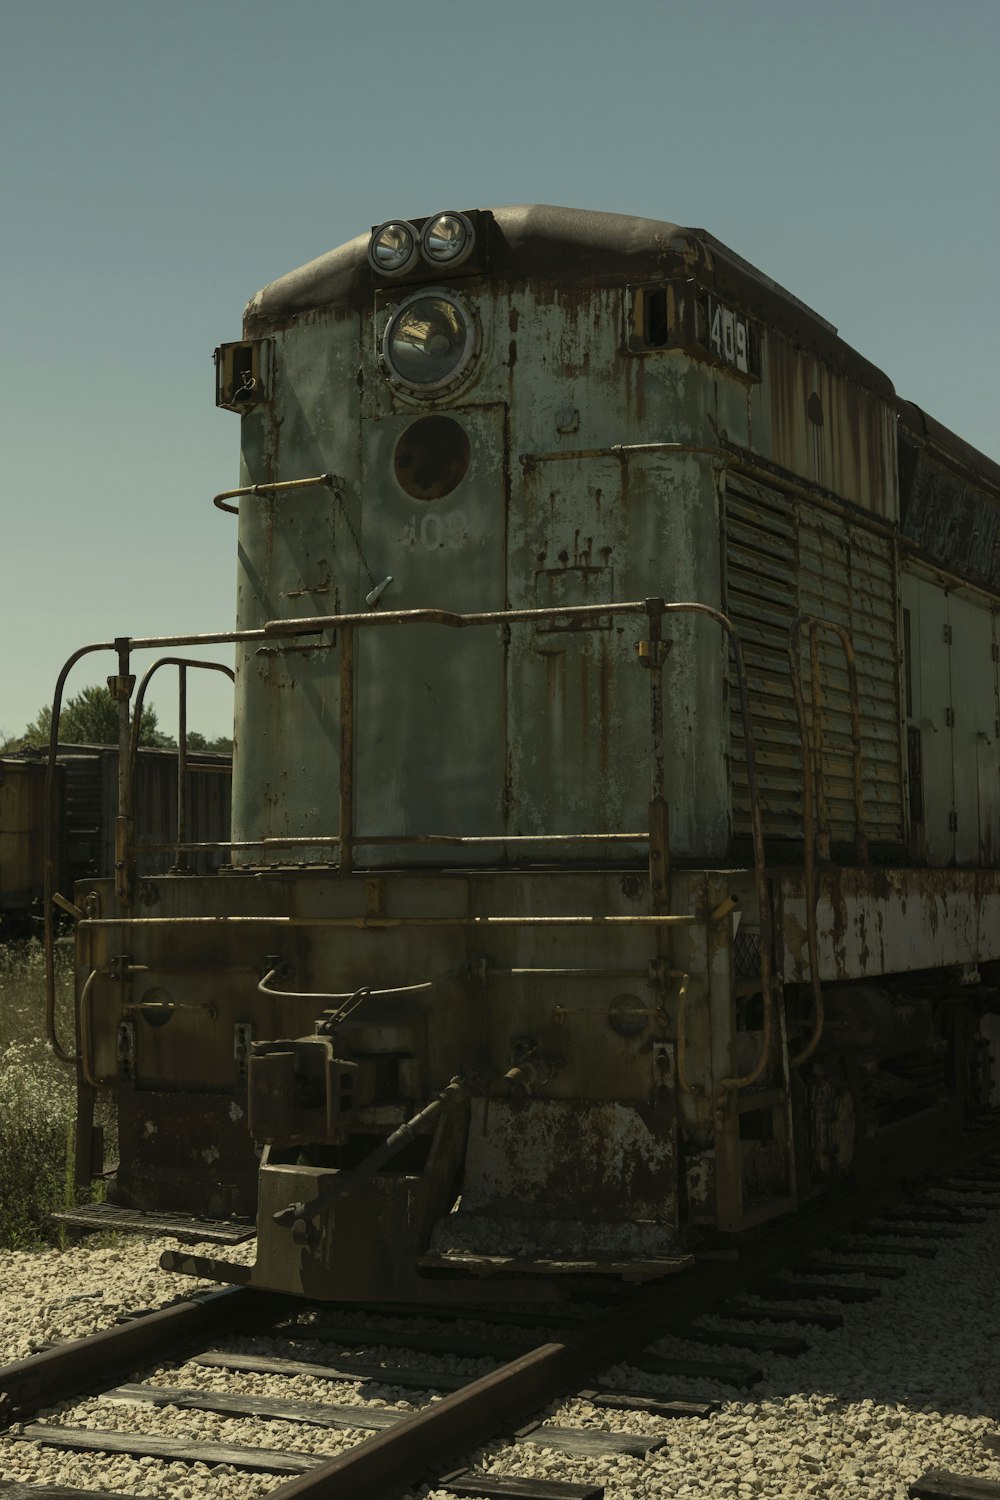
[0,747,231,935]
[60,746,233,883]
[0,757,63,934]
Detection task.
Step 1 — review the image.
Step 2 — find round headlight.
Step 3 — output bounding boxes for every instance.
[421,211,475,268]
[368,220,420,277]
[382,291,478,392]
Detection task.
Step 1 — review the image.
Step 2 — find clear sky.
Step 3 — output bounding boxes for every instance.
[1,0,997,741]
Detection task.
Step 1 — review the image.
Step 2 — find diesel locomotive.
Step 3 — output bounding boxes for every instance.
[48,206,1000,1302]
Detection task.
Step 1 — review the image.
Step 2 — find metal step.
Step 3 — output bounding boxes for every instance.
[910,1471,1000,1499]
[50,1202,255,1245]
[417,1249,692,1281]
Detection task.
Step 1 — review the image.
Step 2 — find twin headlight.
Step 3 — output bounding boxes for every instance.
[370,212,479,393]
[368,212,475,277]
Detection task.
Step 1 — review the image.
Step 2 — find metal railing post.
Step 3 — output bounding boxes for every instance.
[109,638,135,908]
[638,598,670,911]
[339,625,355,876]
[176,664,189,872]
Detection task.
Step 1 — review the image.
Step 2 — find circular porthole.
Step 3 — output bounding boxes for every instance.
[393,416,471,501]
[381,289,478,393]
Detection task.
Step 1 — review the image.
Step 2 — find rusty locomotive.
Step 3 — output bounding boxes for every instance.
[50,206,1000,1301]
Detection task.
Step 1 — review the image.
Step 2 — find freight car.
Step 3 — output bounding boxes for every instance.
[49,206,1000,1303]
[1,755,57,935]
[0,745,232,937]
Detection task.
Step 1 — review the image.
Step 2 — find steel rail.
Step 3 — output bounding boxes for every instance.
[4,1126,998,1495]
[266,1122,1000,1500]
[0,1287,280,1428]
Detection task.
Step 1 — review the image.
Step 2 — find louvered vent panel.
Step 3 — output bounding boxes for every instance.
[849,529,903,841]
[725,478,801,840]
[725,473,903,850]
[798,510,856,845]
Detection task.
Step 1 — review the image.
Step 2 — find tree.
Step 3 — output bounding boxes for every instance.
[186,731,234,754]
[20,685,171,748]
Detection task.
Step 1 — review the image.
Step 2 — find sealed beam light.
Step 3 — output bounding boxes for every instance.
[421,211,475,268]
[368,220,420,277]
[382,290,478,392]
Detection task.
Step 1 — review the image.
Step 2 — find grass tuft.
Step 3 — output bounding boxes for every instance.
[0,941,79,1247]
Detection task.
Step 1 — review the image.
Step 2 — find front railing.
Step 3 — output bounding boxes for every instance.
[128,657,235,872]
[45,596,775,1091]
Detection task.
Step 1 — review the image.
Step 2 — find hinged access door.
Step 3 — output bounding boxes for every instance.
[355,405,509,861]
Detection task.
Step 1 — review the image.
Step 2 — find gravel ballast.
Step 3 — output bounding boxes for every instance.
[0,1195,997,1499]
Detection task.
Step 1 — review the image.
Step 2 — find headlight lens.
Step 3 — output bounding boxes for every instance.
[368,220,420,276]
[421,211,474,267]
[382,292,477,391]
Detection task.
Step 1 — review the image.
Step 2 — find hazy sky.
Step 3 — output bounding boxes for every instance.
[1,0,997,740]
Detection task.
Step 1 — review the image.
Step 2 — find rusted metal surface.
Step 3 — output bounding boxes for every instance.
[47,205,1000,1296]
[49,1201,254,1242]
[755,331,897,517]
[0,756,60,928]
[78,912,700,929]
[898,400,1000,593]
[0,1287,266,1426]
[447,1099,679,1258]
[262,1136,1000,1500]
[909,1470,1000,1500]
[109,639,135,906]
[724,469,903,853]
[245,207,895,408]
[777,866,1000,982]
[787,614,869,1067]
[338,625,354,876]
[77,867,704,1280]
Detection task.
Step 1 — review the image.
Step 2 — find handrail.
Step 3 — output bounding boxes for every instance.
[264,599,649,635]
[213,472,343,516]
[128,657,235,874]
[787,615,870,1069]
[129,658,235,770]
[44,643,100,1064]
[77,913,703,929]
[44,595,773,1093]
[133,831,648,854]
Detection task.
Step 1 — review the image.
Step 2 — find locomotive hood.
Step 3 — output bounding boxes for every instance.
[244,204,893,399]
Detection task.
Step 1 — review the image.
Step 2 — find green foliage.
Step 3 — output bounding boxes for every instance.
[20,685,171,749]
[0,943,77,1247]
[13,685,230,753]
[186,730,234,753]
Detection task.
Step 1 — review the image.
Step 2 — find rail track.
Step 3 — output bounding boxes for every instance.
[2,1126,1000,1500]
